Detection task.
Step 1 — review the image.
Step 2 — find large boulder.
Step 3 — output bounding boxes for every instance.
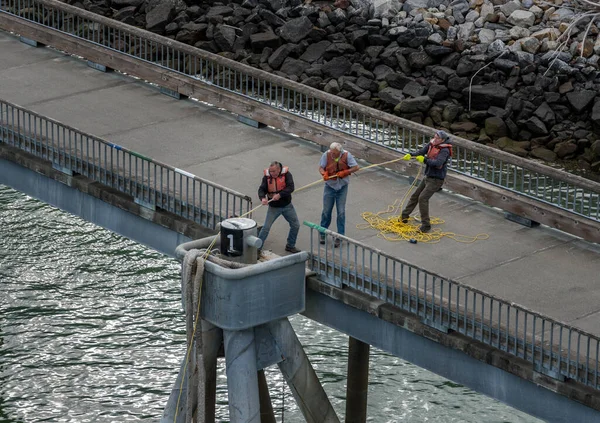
[394,96,432,113]
[485,117,508,138]
[592,100,600,126]
[566,90,597,113]
[378,87,404,106]
[250,32,280,53]
[300,41,331,63]
[464,85,510,110]
[280,16,313,43]
[322,56,352,78]
[145,1,176,33]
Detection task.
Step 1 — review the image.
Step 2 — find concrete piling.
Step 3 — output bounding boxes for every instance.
[345,337,370,423]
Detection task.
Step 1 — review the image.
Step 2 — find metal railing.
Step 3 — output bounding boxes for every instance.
[1,0,599,222]
[305,222,600,391]
[0,99,252,228]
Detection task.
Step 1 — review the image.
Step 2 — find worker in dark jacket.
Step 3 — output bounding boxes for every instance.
[400,130,453,233]
[258,161,300,253]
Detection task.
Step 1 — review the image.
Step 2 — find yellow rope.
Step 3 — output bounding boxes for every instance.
[357,166,489,244]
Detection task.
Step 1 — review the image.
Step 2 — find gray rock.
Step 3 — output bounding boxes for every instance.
[175,23,207,44]
[507,10,535,27]
[458,22,475,40]
[478,28,495,44]
[348,29,369,51]
[324,43,356,60]
[328,8,347,25]
[554,141,578,158]
[250,32,281,53]
[534,102,556,128]
[356,76,376,91]
[365,45,384,58]
[402,0,429,13]
[592,100,600,126]
[394,96,432,113]
[431,66,455,82]
[488,106,510,119]
[280,57,310,77]
[408,51,433,69]
[268,44,296,69]
[427,84,449,101]
[465,84,510,110]
[443,104,462,122]
[526,116,548,135]
[509,26,530,40]
[493,58,518,74]
[111,0,143,8]
[280,16,313,43]
[301,76,323,88]
[485,116,507,137]
[373,64,395,80]
[259,10,286,27]
[324,79,340,95]
[386,73,412,89]
[322,56,352,78]
[342,80,365,95]
[317,11,331,28]
[428,33,444,45]
[146,2,176,33]
[207,5,233,18]
[113,6,137,23]
[499,0,521,17]
[424,45,454,57]
[531,147,557,162]
[300,40,331,63]
[566,90,597,113]
[487,39,506,57]
[378,87,405,106]
[547,7,574,21]
[519,36,540,54]
[214,26,236,52]
[403,81,425,98]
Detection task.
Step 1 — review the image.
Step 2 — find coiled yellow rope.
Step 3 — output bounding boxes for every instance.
[357,167,489,244]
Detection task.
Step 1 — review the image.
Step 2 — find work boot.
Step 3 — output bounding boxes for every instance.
[319,235,326,245]
[419,225,431,233]
[401,216,408,224]
[285,245,301,253]
[334,238,341,248]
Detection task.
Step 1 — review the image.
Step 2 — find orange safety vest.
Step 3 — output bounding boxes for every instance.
[264,166,288,197]
[426,143,452,168]
[325,151,349,176]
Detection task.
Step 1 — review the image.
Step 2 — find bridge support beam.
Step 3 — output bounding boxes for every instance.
[197,320,221,422]
[258,369,276,423]
[270,318,340,423]
[224,328,261,423]
[345,336,370,423]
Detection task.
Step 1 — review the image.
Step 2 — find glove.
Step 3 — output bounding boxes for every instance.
[402,153,411,161]
[322,171,329,181]
[416,155,425,163]
[337,169,351,179]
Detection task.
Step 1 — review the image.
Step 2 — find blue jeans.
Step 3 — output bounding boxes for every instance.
[320,184,348,236]
[258,203,300,248]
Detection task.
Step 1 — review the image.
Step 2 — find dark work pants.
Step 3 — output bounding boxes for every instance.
[401,177,444,227]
